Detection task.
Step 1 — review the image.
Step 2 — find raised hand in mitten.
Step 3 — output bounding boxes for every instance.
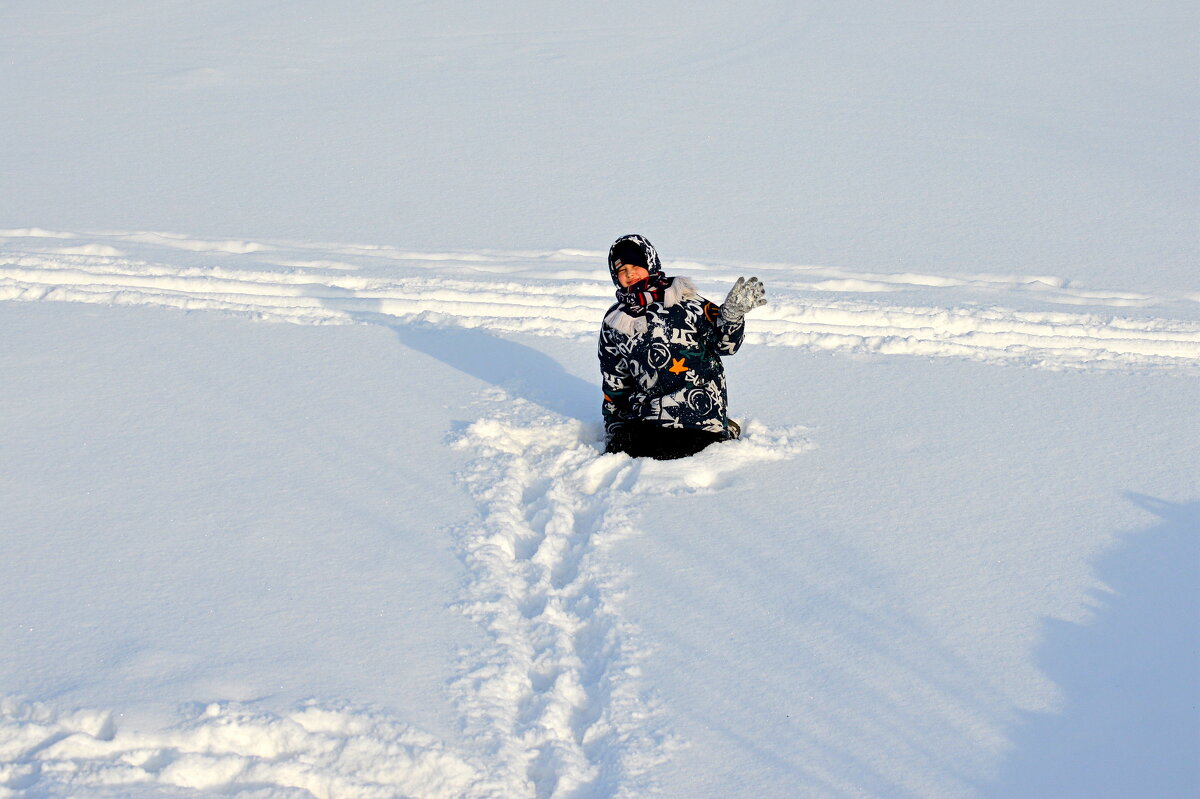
[719,276,767,323]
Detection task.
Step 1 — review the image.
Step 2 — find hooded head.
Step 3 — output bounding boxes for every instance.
[607,234,662,288]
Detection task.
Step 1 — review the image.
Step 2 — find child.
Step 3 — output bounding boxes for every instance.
[599,234,766,459]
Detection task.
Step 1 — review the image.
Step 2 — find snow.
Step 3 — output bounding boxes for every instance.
[2,2,1198,798]
[4,231,1198,370]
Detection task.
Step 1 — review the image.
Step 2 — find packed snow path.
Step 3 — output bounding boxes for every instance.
[2,229,1198,373]
[449,399,808,798]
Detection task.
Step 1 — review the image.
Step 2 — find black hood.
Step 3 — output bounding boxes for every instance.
[607,234,662,287]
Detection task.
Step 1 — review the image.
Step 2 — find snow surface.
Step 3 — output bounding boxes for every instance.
[2,2,1198,798]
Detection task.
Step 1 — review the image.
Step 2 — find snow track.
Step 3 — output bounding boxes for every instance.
[3,229,1198,373]
[447,398,810,798]
[449,406,665,799]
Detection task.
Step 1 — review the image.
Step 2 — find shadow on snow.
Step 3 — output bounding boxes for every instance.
[298,284,599,423]
[985,494,1200,799]
[386,322,596,424]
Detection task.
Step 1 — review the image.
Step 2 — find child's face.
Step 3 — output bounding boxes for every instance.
[616,263,650,287]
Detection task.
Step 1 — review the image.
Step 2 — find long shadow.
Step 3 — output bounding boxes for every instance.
[984,494,1200,798]
[292,284,600,424]
[385,322,597,423]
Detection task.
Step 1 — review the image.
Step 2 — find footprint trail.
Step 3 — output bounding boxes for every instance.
[447,394,811,798]
[449,404,661,799]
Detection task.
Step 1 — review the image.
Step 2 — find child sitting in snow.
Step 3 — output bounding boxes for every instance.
[599,234,766,460]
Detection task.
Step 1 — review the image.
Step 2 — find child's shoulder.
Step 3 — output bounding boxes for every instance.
[602,305,643,338]
[668,276,700,304]
[669,279,718,317]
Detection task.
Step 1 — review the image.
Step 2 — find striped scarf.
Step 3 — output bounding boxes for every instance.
[614,273,673,317]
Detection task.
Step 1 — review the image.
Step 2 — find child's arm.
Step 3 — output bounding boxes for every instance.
[707,276,766,356]
[701,298,747,356]
[599,326,636,438]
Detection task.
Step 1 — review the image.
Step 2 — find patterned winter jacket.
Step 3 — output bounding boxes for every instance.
[599,276,745,438]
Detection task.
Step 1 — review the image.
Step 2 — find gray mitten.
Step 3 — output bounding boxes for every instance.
[719,276,766,323]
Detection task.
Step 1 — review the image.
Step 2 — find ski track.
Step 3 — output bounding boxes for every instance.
[2,228,1199,373]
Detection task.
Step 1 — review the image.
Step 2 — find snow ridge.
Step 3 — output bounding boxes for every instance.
[0,698,480,799]
[2,229,1198,373]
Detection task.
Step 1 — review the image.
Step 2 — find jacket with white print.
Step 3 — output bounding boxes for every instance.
[599,276,745,439]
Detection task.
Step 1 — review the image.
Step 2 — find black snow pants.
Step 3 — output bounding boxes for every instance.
[604,421,728,460]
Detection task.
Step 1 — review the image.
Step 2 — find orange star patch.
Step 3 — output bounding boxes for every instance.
[668,357,689,374]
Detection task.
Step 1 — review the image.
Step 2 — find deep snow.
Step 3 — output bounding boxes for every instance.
[2,1,1198,797]
[1,232,1196,797]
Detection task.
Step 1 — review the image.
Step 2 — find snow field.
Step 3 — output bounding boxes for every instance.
[2,245,1190,791]
[0,347,810,799]
[0,229,1195,797]
[3,0,1197,795]
[3,229,1198,372]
